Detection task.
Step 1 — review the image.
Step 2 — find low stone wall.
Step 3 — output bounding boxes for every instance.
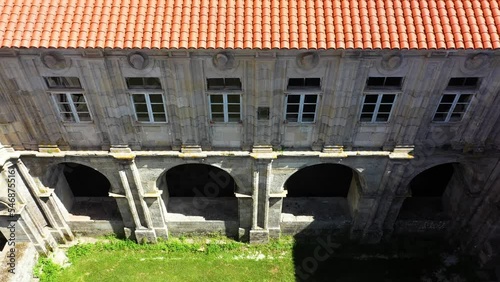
[167,221,239,238]
[69,220,125,237]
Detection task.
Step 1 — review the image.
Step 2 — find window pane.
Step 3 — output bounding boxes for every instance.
[207,78,225,90]
[211,113,224,122]
[58,103,72,112]
[287,95,300,103]
[364,95,378,103]
[286,105,299,113]
[149,94,163,103]
[210,95,223,103]
[452,104,467,113]
[302,114,315,122]
[228,105,240,113]
[287,78,304,89]
[433,113,446,122]
[145,78,162,89]
[360,113,373,122]
[366,77,385,87]
[135,104,148,112]
[303,104,316,113]
[449,113,463,121]
[381,94,395,103]
[376,114,390,122]
[227,95,240,103]
[378,104,392,113]
[126,78,145,89]
[464,77,479,87]
[225,78,242,90]
[448,77,465,87]
[151,104,165,113]
[385,77,403,87]
[75,103,89,112]
[228,114,240,122]
[46,77,81,88]
[304,95,317,103]
[286,114,298,122]
[61,113,75,121]
[441,94,456,103]
[153,114,167,122]
[362,104,375,113]
[64,77,82,88]
[78,113,92,121]
[305,78,321,88]
[458,94,472,103]
[55,94,68,102]
[136,113,150,121]
[71,94,85,102]
[437,104,452,112]
[133,94,146,103]
[211,104,223,113]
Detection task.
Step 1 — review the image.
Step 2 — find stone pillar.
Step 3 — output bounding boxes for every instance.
[248,147,277,243]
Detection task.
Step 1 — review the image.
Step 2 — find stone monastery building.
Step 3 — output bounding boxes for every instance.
[0,0,500,266]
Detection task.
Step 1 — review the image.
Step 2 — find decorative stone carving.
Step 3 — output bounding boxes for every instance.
[296,52,319,70]
[464,53,490,71]
[41,52,68,70]
[381,54,403,71]
[212,52,235,70]
[128,52,149,70]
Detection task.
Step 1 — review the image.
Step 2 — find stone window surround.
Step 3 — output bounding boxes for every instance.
[206,78,243,123]
[284,77,322,124]
[431,77,479,123]
[130,92,168,123]
[359,92,398,123]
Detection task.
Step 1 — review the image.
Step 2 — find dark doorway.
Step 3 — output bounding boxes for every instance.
[51,163,121,221]
[282,164,356,227]
[159,164,238,222]
[398,163,455,220]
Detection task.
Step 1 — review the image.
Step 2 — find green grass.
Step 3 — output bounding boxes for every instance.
[37,236,295,282]
[35,235,486,282]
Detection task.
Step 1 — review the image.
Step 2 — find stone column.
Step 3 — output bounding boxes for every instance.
[248,147,277,243]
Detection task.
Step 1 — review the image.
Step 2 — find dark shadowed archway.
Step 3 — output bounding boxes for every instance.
[281,164,359,229]
[49,162,121,221]
[397,163,456,221]
[157,164,238,234]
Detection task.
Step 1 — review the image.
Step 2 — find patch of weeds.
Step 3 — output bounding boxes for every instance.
[34,257,62,282]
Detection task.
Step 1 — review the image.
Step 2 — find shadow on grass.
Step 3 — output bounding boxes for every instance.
[292,226,484,281]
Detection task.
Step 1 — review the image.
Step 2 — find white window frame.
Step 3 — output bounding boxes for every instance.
[432,92,473,123]
[130,92,168,123]
[51,92,92,123]
[208,93,242,123]
[284,93,320,123]
[360,93,398,123]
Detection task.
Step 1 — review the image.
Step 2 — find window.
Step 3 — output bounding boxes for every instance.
[285,94,318,123]
[432,77,478,122]
[285,78,321,123]
[366,77,403,88]
[360,76,402,123]
[127,77,167,123]
[360,94,396,122]
[46,77,91,122]
[207,78,242,123]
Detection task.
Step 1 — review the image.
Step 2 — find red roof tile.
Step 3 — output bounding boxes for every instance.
[0,0,499,50]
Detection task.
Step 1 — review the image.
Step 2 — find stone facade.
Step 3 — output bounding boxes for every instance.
[0,49,499,265]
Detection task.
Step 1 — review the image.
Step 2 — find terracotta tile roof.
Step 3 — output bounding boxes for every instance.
[0,0,499,49]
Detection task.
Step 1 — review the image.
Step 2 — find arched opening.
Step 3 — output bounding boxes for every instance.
[282,164,359,225]
[397,163,456,221]
[157,164,238,232]
[0,231,6,251]
[49,163,121,221]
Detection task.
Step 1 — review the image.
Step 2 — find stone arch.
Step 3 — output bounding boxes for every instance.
[156,163,239,236]
[281,163,361,227]
[44,162,122,221]
[397,162,463,221]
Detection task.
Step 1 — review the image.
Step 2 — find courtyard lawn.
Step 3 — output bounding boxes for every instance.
[35,235,487,282]
[36,236,295,282]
